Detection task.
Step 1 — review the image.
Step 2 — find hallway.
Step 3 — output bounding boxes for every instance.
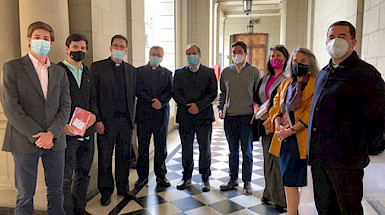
[85,120,383,215]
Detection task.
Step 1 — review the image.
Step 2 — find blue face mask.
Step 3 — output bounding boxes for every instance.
[111,49,125,62]
[31,40,51,56]
[149,56,162,67]
[187,55,199,66]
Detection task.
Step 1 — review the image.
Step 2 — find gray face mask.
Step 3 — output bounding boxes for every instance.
[327,38,349,58]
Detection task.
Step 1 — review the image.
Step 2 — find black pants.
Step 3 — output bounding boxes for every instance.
[311,165,364,215]
[97,118,133,196]
[179,122,212,180]
[136,118,168,179]
[63,136,94,215]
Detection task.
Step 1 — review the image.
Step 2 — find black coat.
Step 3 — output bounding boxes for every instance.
[91,58,136,128]
[172,65,217,125]
[135,64,172,125]
[307,51,385,169]
[58,62,98,137]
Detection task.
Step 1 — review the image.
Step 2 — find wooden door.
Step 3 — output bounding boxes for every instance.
[233,33,267,75]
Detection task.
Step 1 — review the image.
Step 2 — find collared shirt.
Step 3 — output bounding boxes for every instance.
[189,63,201,73]
[63,60,83,88]
[234,61,246,73]
[28,52,50,98]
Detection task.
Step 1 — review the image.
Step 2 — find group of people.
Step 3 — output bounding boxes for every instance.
[1,19,384,215]
[254,21,385,215]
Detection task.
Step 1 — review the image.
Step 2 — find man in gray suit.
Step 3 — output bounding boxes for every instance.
[1,21,71,215]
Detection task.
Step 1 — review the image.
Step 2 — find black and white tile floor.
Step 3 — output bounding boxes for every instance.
[86,120,383,215]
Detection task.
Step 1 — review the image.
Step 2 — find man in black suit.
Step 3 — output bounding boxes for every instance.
[58,33,97,215]
[134,46,172,188]
[91,35,136,206]
[1,21,71,215]
[172,44,217,192]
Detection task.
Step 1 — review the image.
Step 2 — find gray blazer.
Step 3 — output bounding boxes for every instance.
[1,55,71,153]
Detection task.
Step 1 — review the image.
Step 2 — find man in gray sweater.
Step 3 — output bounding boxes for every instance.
[218,41,261,195]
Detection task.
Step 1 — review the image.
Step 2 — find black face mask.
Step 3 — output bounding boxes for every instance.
[292,63,309,76]
[70,51,86,62]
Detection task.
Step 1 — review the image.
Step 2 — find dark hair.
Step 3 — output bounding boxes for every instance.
[111,35,128,47]
[66,33,88,50]
[231,41,247,53]
[266,45,289,76]
[185,44,201,54]
[27,21,54,42]
[328,21,356,39]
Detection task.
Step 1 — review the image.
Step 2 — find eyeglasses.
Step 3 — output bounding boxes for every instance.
[112,44,127,50]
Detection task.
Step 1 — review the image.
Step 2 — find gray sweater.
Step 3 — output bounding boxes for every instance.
[218,62,261,116]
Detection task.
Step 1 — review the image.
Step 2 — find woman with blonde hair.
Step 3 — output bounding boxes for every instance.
[265,47,319,215]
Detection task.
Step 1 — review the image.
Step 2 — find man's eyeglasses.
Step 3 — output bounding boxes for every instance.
[112,44,127,50]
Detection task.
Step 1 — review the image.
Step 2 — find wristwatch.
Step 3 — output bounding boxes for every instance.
[291,128,296,134]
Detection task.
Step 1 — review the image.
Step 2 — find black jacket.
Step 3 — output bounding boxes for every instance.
[307,51,385,169]
[172,65,217,125]
[135,64,172,125]
[58,62,98,137]
[91,58,136,128]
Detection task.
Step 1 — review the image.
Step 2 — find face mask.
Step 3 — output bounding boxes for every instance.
[292,63,309,77]
[111,49,125,62]
[187,55,199,66]
[327,38,349,58]
[232,54,245,64]
[70,51,85,62]
[270,58,284,70]
[149,56,162,67]
[31,40,51,56]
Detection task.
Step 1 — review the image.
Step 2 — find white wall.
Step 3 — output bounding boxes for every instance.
[222,16,281,68]
[312,0,362,66]
[361,0,385,77]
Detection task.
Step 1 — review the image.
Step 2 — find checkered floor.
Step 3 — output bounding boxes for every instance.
[98,123,286,215]
[85,121,384,215]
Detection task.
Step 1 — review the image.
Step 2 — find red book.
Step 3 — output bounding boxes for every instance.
[69,107,92,137]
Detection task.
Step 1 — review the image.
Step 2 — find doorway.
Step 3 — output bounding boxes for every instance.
[233,33,267,75]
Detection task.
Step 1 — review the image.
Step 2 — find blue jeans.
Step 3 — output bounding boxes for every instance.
[224,115,253,182]
[13,149,65,215]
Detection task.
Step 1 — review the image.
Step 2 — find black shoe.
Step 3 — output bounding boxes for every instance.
[134,178,148,188]
[100,195,111,206]
[156,177,171,187]
[220,179,238,191]
[117,190,134,198]
[274,204,286,213]
[261,196,270,204]
[176,178,191,190]
[201,180,210,192]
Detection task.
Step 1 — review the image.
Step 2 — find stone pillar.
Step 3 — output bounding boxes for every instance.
[19,0,70,63]
[0,0,20,209]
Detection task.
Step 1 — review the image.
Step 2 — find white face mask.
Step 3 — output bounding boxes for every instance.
[327,38,349,58]
[232,54,245,64]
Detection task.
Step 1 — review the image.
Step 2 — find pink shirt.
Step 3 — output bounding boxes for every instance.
[28,52,50,98]
[265,71,283,99]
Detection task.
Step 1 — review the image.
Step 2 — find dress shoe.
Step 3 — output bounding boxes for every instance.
[134,178,148,188]
[176,178,191,190]
[156,177,171,187]
[201,180,210,192]
[261,196,270,204]
[100,195,111,206]
[243,181,252,195]
[220,179,238,191]
[273,204,286,213]
[117,190,134,198]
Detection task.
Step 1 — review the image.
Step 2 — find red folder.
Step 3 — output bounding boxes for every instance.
[69,107,92,137]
